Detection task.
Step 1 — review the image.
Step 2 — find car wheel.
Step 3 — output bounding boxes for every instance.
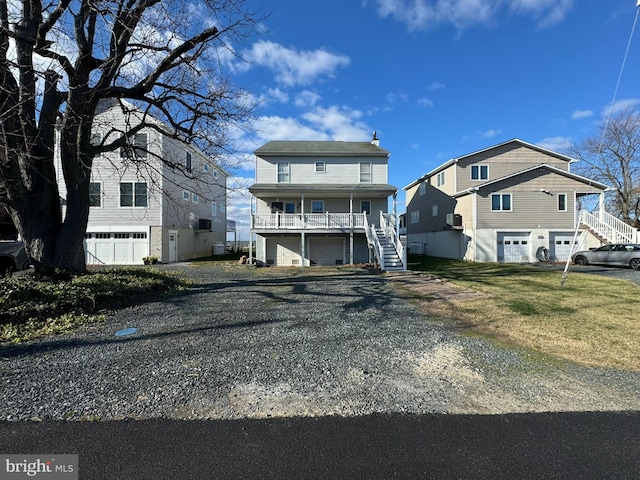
[630,258,640,271]
[0,258,16,276]
[573,255,588,266]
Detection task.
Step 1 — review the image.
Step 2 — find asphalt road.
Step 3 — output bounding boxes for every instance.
[2,411,640,479]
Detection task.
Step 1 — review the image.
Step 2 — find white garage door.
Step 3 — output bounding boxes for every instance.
[309,237,345,266]
[550,232,579,262]
[266,237,302,266]
[85,232,149,265]
[497,233,530,262]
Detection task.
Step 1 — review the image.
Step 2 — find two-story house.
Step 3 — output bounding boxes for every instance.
[56,99,228,265]
[249,135,404,269]
[403,139,638,263]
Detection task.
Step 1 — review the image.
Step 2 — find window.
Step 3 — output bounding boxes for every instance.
[311,200,324,213]
[471,165,489,180]
[410,210,420,224]
[361,200,371,214]
[277,162,290,183]
[212,202,218,216]
[192,193,199,204]
[185,151,192,172]
[359,162,372,183]
[120,182,147,207]
[120,133,147,159]
[89,182,101,207]
[558,193,567,212]
[315,162,326,172]
[285,202,295,214]
[436,171,445,187]
[203,164,209,173]
[182,190,190,201]
[491,193,512,211]
[432,204,438,216]
[212,169,218,179]
[419,182,426,195]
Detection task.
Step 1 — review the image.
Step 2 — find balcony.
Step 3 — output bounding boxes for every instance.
[251,212,368,231]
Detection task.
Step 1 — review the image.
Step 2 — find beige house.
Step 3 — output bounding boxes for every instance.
[249,136,404,270]
[404,139,638,263]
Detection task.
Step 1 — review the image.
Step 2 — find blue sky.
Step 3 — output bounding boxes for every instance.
[226,0,640,239]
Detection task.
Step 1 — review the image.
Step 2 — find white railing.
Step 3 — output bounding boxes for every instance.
[252,212,367,230]
[380,212,405,269]
[579,210,639,244]
[366,222,385,270]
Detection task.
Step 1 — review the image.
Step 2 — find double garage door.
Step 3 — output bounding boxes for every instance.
[266,236,345,266]
[85,231,149,265]
[497,232,578,263]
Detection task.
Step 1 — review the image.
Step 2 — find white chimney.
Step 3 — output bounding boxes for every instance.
[371,131,379,146]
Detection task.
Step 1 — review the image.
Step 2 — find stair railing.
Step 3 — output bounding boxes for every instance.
[380,212,405,269]
[579,210,638,244]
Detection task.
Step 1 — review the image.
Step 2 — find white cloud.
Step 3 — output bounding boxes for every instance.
[537,136,572,152]
[266,88,290,104]
[294,90,322,107]
[242,40,350,87]
[571,109,594,120]
[418,97,434,108]
[370,0,573,32]
[301,106,371,141]
[482,129,502,139]
[602,98,640,118]
[427,82,445,91]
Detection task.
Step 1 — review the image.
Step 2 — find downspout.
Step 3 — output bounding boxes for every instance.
[472,190,478,262]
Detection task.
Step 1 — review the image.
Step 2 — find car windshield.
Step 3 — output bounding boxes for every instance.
[596,245,615,251]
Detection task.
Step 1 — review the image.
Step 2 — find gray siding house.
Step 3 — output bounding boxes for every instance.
[56,100,228,265]
[249,136,404,269]
[404,139,637,263]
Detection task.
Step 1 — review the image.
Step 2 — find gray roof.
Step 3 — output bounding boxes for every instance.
[254,141,390,157]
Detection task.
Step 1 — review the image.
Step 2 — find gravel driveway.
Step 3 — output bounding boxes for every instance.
[1,263,639,421]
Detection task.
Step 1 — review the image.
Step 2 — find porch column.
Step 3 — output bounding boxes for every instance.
[393,191,398,241]
[349,192,354,264]
[249,194,253,262]
[301,232,306,267]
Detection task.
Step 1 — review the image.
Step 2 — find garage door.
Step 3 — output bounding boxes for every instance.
[309,237,345,266]
[497,233,530,262]
[550,232,579,262]
[85,232,149,265]
[266,237,302,266]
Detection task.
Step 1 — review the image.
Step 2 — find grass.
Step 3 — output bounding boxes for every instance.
[404,255,640,371]
[0,267,190,343]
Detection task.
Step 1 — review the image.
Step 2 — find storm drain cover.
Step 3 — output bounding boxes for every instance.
[115,327,138,337]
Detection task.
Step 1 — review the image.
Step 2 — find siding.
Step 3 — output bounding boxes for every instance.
[456,144,570,193]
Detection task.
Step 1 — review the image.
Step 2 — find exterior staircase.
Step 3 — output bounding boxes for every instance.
[578,210,639,245]
[375,228,405,271]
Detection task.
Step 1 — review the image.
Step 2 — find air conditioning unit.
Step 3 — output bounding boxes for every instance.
[196,218,212,231]
[446,213,462,228]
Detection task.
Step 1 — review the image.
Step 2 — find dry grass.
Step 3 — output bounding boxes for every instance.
[405,256,640,371]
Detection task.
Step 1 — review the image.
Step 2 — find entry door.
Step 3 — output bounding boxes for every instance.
[169,230,178,263]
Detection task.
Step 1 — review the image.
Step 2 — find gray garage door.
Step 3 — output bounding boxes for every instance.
[308,237,345,266]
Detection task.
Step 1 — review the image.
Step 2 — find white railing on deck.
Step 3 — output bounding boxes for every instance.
[380,212,405,268]
[579,210,639,244]
[252,212,367,230]
[366,222,385,270]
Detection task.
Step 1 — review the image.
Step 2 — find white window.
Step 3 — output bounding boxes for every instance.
[436,172,445,187]
[471,165,489,181]
[203,164,209,173]
[359,162,372,183]
[212,202,218,216]
[410,210,420,224]
[418,182,426,196]
[120,133,147,159]
[89,182,101,207]
[311,200,324,213]
[558,193,567,212]
[182,190,190,201]
[120,182,147,207]
[277,162,290,183]
[220,204,225,213]
[432,204,438,216]
[212,169,218,179]
[315,162,326,172]
[192,192,199,204]
[185,151,192,172]
[491,193,512,211]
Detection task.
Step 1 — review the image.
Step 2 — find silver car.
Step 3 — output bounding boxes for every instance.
[572,244,640,270]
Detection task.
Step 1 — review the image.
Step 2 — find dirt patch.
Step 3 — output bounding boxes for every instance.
[386,271,487,302]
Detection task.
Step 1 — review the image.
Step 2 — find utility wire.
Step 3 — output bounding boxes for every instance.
[598,3,640,154]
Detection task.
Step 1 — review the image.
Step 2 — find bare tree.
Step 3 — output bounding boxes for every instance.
[569,109,640,228]
[0,0,259,272]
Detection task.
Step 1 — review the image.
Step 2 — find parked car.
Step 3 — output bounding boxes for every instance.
[0,241,31,273]
[572,244,640,270]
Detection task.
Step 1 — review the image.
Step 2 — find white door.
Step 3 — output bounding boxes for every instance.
[309,237,345,266]
[497,233,530,262]
[266,237,302,266]
[85,232,149,265]
[550,232,579,262]
[169,230,178,263]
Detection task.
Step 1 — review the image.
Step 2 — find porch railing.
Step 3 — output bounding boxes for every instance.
[579,210,639,244]
[380,212,405,267]
[252,212,368,230]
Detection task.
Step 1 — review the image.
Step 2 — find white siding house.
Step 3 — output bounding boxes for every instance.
[56,100,227,265]
[249,136,404,269]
